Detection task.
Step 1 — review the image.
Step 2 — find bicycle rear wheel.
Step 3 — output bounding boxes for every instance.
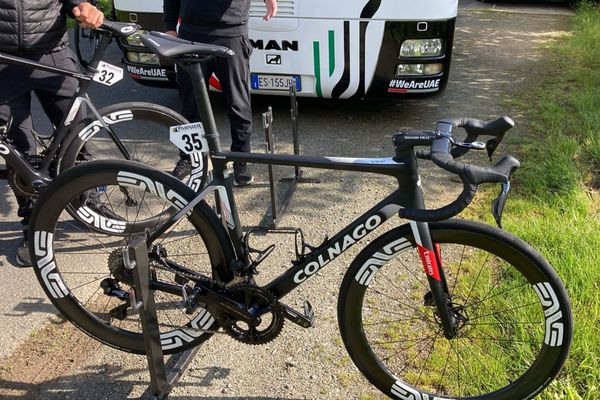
[60,102,192,233]
[30,160,234,354]
[339,220,572,400]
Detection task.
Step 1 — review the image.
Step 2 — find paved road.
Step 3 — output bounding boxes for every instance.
[0,1,573,398]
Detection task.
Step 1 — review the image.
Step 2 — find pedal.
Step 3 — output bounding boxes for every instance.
[281,300,315,328]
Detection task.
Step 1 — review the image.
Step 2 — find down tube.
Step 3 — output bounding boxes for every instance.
[266,191,403,299]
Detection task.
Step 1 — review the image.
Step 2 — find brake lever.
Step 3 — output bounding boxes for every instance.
[486,133,505,161]
[492,181,511,229]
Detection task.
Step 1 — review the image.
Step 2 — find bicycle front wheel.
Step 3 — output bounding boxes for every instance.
[30,160,234,354]
[61,102,188,175]
[74,10,99,69]
[60,102,191,233]
[339,220,572,400]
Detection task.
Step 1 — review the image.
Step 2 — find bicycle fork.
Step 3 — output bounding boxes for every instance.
[410,221,457,339]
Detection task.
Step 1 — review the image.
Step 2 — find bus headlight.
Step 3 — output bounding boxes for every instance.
[399,39,443,57]
[126,51,161,65]
[396,63,443,76]
[125,30,147,46]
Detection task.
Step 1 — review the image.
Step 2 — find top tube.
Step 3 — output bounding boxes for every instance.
[0,52,91,82]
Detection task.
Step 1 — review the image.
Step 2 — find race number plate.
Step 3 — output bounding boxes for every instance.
[169,123,209,155]
[92,61,124,86]
[251,74,301,91]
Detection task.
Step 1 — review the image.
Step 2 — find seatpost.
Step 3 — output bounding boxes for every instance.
[178,62,222,153]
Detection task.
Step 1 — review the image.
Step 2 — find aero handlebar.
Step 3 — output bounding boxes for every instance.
[398,117,520,222]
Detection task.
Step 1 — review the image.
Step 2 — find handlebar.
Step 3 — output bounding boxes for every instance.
[396,117,520,224]
[97,20,139,38]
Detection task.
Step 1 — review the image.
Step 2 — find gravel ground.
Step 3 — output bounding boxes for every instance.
[0,2,573,399]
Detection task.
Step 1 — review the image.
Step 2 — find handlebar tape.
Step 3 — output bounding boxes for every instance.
[399,135,520,222]
[398,181,478,222]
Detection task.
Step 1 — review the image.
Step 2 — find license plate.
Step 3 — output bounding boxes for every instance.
[251,74,301,91]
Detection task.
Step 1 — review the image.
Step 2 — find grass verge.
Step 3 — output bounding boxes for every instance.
[476,2,600,399]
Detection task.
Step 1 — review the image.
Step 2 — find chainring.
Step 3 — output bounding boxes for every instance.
[220,284,284,345]
[7,167,39,198]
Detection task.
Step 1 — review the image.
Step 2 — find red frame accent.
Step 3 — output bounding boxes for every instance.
[417,244,441,281]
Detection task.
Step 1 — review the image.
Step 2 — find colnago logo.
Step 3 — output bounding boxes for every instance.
[250,39,299,51]
[126,65,167,78]
[0,144,9,155]
[389,79,441,90]
[294,215,383,283]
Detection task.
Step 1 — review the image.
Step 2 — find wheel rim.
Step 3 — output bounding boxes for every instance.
[343,226,569,399]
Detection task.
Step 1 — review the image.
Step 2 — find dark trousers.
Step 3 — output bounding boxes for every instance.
[0,47,80,226]
[175,32,253,153]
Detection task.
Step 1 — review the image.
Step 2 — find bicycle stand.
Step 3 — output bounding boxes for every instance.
[261,81,319,229]
[125,233,201,400]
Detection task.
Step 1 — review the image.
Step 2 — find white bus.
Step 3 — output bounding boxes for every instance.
[112,0,458,98]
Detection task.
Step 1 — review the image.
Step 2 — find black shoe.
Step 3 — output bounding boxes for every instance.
[233,162,253,187]
[172,158,192,180]
[16,240,32,268]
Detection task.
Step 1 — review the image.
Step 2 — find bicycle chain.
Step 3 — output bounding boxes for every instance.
[107,249,285,344]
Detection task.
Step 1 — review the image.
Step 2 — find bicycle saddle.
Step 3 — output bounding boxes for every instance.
[140,31,235,60]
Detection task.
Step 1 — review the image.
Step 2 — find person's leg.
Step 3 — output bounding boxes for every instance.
[0,96,37,266]
[213,36,253,154]
[0,94,36,155]
[211,35,253,185]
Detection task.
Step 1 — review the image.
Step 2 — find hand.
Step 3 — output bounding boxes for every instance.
[263,0,277,21]
[72,2,104,28]
[165,30,178,37]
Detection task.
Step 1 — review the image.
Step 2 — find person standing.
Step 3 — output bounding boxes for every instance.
[0,0,104,266]
[164,0,278,186]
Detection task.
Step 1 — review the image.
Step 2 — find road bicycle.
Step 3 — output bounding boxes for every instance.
[0,22,188,233]
[28,32,572,400]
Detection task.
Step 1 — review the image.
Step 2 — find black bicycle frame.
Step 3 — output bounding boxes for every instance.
[154,59,458,338]
[0,33,132,185]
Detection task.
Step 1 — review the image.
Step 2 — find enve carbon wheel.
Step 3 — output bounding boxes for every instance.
[30,160,234,354]
[60,102,190,233]
[339,220,572,400]
[61,102,188,175]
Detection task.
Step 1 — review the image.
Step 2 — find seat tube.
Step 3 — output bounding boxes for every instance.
[179,62,222,153]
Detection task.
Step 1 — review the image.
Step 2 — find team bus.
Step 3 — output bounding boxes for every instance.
[112,0,458,98]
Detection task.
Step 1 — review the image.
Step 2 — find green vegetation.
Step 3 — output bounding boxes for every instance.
[494,2,600,398]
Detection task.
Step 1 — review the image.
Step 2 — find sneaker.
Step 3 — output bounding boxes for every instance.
[172,157,192,180]
[16,240,32,268]
[233,162,253,187]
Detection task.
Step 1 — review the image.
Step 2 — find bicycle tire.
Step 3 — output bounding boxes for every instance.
[30,160,235,354]
[73,0,99,70]
[338,219,572,400]
[60,102,190,233]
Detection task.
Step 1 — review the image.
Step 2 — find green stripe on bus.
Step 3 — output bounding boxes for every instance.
[328,30,335,77]
[313,41,322,97]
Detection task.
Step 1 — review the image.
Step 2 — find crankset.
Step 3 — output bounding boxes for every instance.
[7,154,44,197]
[216,283,284,345]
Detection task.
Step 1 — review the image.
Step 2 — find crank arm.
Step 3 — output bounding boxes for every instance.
[194,286,255,324]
